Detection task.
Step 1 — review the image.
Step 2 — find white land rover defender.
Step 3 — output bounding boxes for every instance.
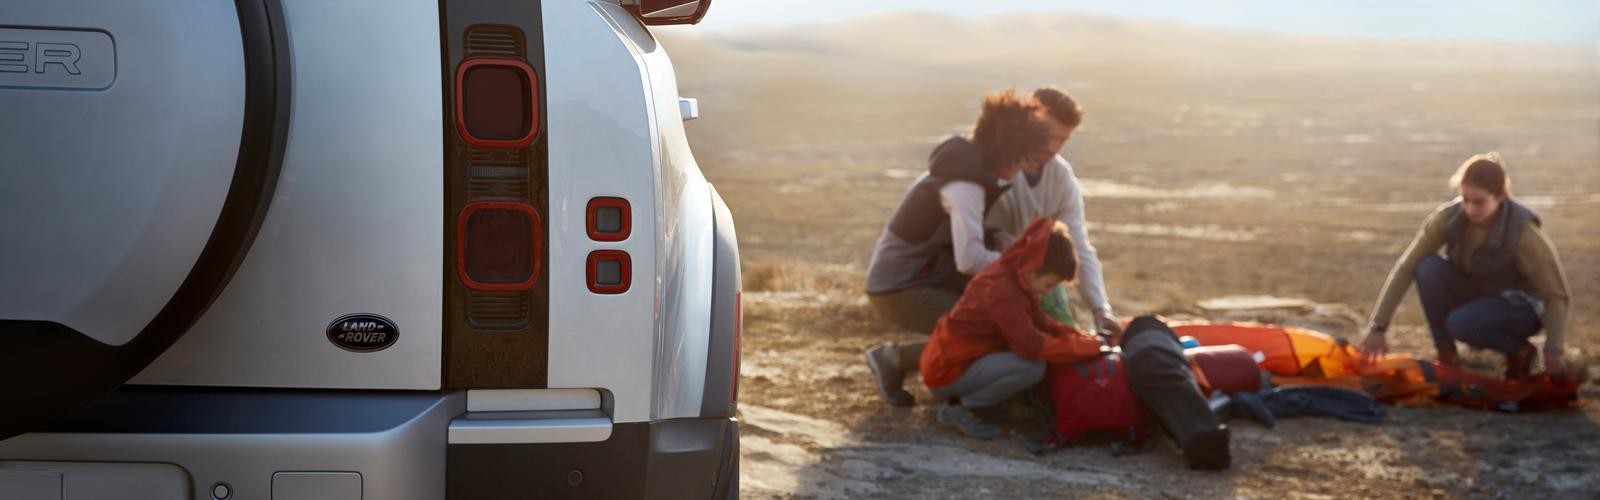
[0,0,740,498]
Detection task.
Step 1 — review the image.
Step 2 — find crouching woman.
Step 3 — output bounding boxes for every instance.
[920,218,1106,439]
[1359,152,1574,379]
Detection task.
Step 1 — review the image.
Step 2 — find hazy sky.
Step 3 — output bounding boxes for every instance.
[687,0,1600,44]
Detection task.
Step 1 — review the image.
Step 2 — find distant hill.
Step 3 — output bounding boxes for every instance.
[657,10,1598,171]
[663,10,1591,81]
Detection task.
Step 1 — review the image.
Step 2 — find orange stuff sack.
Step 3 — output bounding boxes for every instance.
[1171,322,1360,378]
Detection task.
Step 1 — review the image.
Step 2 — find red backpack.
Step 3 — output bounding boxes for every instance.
[1044,353,1147,446]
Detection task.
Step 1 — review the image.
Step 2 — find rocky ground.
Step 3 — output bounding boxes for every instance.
[657,12,1600,498]
[733,291,1600,499]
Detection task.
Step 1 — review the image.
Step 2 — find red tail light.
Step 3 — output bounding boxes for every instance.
[457,202,542,291]
[586,250,631,294]
[586,197,632,242]
[444,20,550,387]
[732,291,742,404]
[455,58,539,148]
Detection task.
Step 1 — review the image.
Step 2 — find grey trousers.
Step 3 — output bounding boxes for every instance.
[929,352,1046,408]
[868,284,963,335]
[867,284,963,373]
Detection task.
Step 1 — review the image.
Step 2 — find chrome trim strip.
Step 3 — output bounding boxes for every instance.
[447,410,613,444]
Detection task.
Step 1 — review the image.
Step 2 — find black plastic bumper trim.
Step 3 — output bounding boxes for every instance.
[447,418,738,499]
[701,187,741,418]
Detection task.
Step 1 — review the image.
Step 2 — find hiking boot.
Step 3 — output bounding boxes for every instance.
[865,344,914,407]
[969,401,1010,421]
[1182,425,1231,471]
[937,404,1001,440]
[1505,342,1536,380]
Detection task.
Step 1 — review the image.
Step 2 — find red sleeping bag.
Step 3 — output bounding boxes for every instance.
[1185,344,1262,396]
[1046,354,1147,445]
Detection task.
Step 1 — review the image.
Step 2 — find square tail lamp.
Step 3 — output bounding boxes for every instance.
[455,58,539,148]
[586,197,631,294]
[457,202,542,291]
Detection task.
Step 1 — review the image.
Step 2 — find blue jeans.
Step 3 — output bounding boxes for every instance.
[1414,255,1542,355]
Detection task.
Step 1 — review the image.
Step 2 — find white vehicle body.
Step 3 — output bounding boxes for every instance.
[0,0,739,498]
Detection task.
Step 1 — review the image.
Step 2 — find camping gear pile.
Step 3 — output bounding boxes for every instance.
[1031,317,1583,469]
[1170,321,1583,412]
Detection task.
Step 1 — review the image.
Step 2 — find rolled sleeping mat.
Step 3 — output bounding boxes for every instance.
[1186,344,1263,396]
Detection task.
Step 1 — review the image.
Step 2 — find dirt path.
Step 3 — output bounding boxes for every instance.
[735,292,1600,499]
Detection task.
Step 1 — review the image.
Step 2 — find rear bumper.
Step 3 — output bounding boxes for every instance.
[0,387,737,500]
[449,417,738,499]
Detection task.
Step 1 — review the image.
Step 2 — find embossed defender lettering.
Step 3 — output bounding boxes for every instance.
[0,27,115,90]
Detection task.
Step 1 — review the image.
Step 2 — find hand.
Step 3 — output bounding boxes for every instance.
[1094,311,1124,345]
[1545,352,1569,378]
[1358,329,1387,365]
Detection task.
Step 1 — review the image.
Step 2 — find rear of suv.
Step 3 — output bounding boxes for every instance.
[0,0,740,498]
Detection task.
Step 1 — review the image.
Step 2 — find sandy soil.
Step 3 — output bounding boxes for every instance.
[732,291,1600,499]
[658,11,1600,498]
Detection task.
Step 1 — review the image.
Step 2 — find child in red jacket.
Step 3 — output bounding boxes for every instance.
[920,218,1106,439]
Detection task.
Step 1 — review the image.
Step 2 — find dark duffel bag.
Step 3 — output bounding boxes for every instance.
[1120,316,1231,470]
